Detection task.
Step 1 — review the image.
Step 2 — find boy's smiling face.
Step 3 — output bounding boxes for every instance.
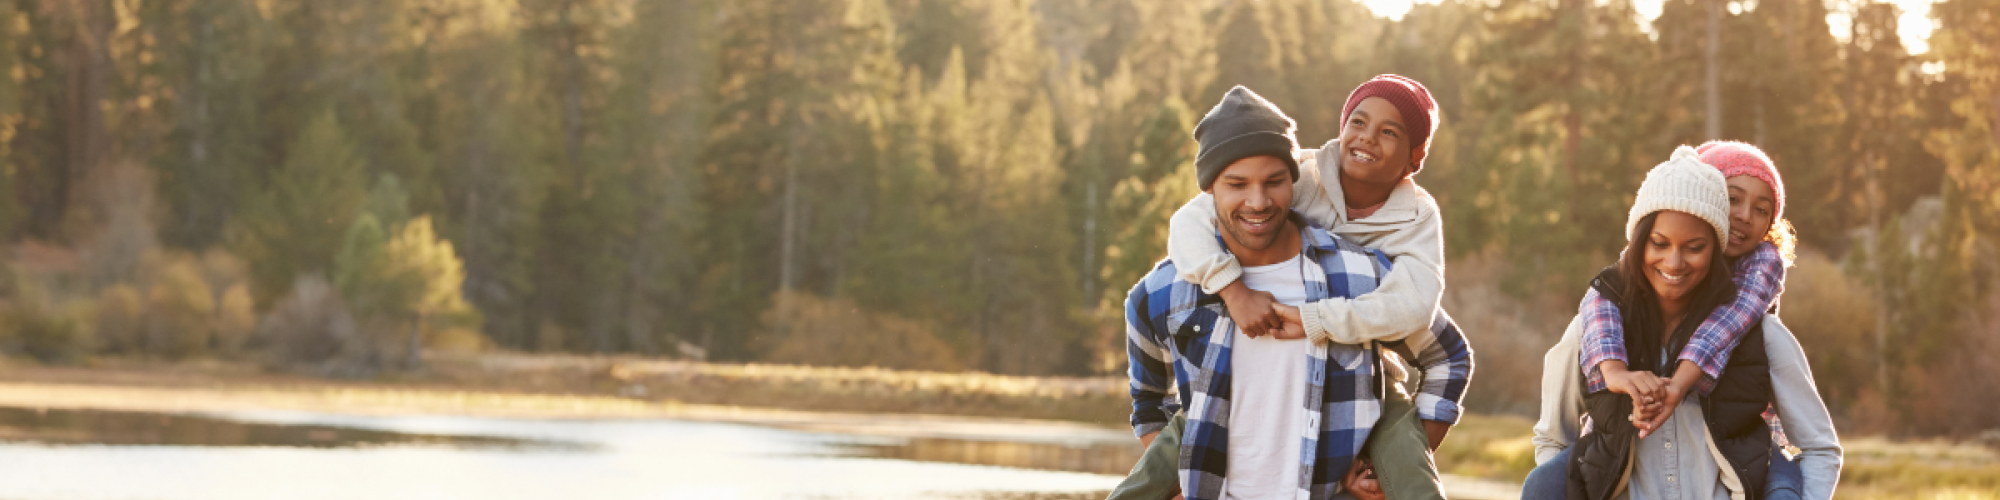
[1337,97,1423,194]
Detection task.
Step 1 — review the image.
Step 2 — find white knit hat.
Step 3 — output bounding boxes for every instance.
[1627,145,1730,243]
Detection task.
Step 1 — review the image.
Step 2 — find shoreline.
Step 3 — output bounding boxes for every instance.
[0,378,1134,445]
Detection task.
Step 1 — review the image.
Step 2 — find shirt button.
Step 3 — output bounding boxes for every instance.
[1668,474,1676,483]
[1194,325,1202,332]
[1665,442,1673,449]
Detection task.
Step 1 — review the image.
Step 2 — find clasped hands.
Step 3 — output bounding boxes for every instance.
[1600,361,1687,439]
[1219,282,1306,340]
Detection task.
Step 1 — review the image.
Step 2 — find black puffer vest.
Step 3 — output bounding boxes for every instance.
[1566,267,1772,500]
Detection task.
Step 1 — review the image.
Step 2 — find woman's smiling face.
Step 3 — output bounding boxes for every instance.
[1643,210,1717,309]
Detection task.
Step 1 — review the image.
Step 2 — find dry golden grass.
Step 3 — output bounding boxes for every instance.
[1435,412,1542,481]
[1834,437,2000,500]
[1430,413,2000,500]
[424,352,1135,424]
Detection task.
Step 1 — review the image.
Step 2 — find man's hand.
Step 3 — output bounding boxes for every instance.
[1342,457,1386,500]
[1139,431,1158,450]
[1219,281,1282,337]
[1270,304,1307,340]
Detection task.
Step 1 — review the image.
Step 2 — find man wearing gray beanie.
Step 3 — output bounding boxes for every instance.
[1114,86,1470,500]
[1193,86,1301,192]
[1163,75,1465,500]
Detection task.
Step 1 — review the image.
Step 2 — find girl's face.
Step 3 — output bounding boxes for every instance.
[1724,175,1776,258]
[1644,211,1717,310]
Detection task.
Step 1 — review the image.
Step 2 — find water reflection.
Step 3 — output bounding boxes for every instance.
[834,436,1139,476]
[0,406,582,450]
[0,405,1123,500]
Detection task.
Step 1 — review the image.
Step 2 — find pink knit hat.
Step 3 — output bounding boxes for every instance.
[1695,141,1785,219]
[1340,75,1439,174]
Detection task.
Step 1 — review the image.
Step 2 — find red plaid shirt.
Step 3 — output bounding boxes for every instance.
[1580,242,1786,394]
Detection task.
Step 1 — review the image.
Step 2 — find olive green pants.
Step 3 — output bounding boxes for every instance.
[1105,386,1445,500]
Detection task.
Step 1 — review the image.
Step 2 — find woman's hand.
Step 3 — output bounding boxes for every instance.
[1602,361,1670,432]
[1635,380,1688,439]
[1637,364,1703,438]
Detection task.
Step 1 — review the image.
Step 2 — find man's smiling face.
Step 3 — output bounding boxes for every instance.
[1209,154,1295,253]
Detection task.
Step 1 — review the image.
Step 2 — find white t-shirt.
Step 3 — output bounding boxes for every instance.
[1224,253,1312,500]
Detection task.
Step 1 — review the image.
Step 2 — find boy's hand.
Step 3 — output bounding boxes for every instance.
[1219,281,1282,337]
[1270,304,1306,340]
[1342,457,1386,500]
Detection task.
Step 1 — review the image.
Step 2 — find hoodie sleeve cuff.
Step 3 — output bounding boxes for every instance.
[1304,301,1335,345]
[1198,265,1244,296]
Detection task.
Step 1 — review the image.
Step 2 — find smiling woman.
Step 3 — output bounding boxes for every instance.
[1526,147,1845,500]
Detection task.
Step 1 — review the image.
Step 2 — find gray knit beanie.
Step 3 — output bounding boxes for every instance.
[1627,145,1730,243]
[1194,86,1299,190]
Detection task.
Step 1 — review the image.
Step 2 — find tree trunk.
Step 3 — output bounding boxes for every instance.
[63,0,114,238]
[406,314,426,370]
[1082,181,1097,305]
[1705,0,1723,140]
[558,0,585,177]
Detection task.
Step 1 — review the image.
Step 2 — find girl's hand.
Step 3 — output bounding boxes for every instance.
[1601,362,1667,401]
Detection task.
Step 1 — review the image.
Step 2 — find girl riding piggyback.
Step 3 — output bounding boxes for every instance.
[1578,141,1797,433]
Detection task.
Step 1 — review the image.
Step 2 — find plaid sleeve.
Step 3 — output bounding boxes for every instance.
[1678,242,1788,395]
[1578,287,1626,393]
[1126,279,1176,439]
[1385,309,1474,425]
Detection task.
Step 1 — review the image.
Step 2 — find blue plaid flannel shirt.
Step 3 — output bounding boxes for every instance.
[1124,219,1474,500]
[1580,241,1786,394]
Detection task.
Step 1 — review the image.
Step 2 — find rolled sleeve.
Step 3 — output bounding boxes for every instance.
[1577,288,1627,392]
[1385,310,1473,425]
[1677,242,1787,394]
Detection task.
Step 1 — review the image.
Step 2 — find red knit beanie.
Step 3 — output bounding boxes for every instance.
[1339,74,1439,174]
[1695,141,1785,219]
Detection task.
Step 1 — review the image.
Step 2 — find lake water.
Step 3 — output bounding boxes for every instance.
[0,405,1128,500]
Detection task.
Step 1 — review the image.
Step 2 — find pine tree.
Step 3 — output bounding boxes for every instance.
[229,110,369,304]
[146,0,270,249]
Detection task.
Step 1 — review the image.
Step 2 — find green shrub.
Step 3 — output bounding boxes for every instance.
[94,284,146,354]
[4,298,92,364]
[143,255,216,359]
[758,290,964,372]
